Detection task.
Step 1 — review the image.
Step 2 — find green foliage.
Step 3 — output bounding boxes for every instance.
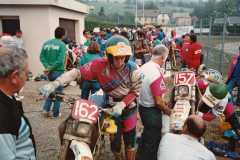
[144,1,159,10]
[98,6,105,16]
[192,0,238,18]
[85,12,136,31]
[85,18,115,31]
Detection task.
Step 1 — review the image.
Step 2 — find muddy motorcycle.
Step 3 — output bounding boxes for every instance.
[170,71,199,132]
[59,99,117,160]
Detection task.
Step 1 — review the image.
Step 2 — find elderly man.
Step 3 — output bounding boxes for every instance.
[158,115,216,160]
[0,47,36,159]
[136,45,172,160]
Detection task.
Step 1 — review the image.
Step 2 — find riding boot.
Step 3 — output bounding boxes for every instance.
[126,148,136,160]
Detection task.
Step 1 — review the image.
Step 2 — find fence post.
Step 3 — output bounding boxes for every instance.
[200,18,203,38]
[206,17,212,67]
[219,14,227,73]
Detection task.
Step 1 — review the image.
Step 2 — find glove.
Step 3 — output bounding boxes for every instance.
[112,101,126,117]
[39,81,60,97]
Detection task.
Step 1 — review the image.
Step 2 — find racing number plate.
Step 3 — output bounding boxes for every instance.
[174,71,196,85]
[71,99,99,124]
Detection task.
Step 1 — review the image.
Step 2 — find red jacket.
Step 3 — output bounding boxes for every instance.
[180,42,190,62]
[184,42,202,70]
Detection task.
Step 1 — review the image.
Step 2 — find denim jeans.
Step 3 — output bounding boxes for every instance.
[81,80,100,99]
[136,105,162,160]
[43,71,63,117]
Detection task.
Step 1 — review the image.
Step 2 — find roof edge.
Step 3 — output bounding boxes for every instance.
[0,0,89,14]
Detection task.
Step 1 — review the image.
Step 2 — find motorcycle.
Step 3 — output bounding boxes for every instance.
[170,71,198,132]
[59,98,117,160]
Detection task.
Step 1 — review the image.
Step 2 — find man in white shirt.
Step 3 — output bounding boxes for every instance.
[13,30,24,49]
[158,115,216,160]
[136,45,172,160]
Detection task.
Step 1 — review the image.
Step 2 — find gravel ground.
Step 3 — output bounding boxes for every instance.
[21,81,113,160]
[21,81,236,160]
[214,42,239,55]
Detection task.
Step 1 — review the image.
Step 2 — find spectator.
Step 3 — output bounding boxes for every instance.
[40,27,66,118]
[157,28,165,41]
[183,34,202,70]
[226,46,240,106]
[0,47,36,159]
[136,45,172,160]
[13,29,24,49]
[158,115,216,160]
[80,41,102,99]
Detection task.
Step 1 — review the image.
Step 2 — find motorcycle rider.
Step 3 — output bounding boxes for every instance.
[39,35,141,160]
[197,83,234,122]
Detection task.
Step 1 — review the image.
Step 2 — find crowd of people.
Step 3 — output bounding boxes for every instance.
[0,25,239,160]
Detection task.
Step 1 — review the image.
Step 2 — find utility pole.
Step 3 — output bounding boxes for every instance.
[135,0,138,27]
[142,0,144,25]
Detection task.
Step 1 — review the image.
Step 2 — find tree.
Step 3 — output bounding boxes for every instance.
[216,0,237,16]
[98,6,105,16]
[145,1,159,10]
[192,0,238,18]
[125,0,133,4]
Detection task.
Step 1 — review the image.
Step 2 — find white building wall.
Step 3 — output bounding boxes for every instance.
[0,20,2,33]
[0,5,86,75]
[49,7,85,43]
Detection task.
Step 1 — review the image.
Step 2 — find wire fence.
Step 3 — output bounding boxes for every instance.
[194,15,240,78]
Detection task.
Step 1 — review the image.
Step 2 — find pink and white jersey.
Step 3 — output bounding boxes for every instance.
[139,61,167,107]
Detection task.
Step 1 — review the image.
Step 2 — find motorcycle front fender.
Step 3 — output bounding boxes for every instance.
[70,140,93,160]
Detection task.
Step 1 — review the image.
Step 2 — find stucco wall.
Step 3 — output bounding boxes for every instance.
[0,20,2,33]
[0,6,51,75]
[49,6,85,44]
[0,5,86,75]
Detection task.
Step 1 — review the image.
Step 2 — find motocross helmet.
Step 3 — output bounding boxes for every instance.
[106,35,132,64]
[202,83,229,116]
[198,66,223,83]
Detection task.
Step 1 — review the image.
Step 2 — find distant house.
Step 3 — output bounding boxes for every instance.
[214,16,240,25]
[137,10,161,25]
[171,12,192,26]
[213,16,240,35]
[157,13,170,26]
[0,0,89,75]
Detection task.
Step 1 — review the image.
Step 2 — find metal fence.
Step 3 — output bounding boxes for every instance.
[194,15,240,78]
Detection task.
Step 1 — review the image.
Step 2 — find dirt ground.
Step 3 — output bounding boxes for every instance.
[22,81,235,160]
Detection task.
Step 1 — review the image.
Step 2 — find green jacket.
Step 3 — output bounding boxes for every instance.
[80,52,102,66]
[40,38,66,72]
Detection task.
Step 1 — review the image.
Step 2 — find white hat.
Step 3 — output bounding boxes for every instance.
[93,27,100,33]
